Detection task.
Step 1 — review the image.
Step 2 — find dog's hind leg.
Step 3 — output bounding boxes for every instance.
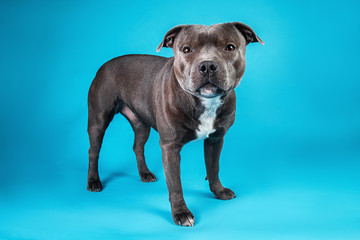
[121,106,157,182]
[87,102,115,192]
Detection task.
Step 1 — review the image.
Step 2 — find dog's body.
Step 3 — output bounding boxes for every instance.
[87,22,263,226]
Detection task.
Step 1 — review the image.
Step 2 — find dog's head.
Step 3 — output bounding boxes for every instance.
[157,22,264,98]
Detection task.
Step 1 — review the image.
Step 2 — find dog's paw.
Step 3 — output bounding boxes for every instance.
[87,179,103,192]
[214,187,236,200]
[140,172,157,182]
[173,210,195,227]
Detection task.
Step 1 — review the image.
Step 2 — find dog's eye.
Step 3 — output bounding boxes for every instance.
[225,44,236,52]
[183,46,192,54]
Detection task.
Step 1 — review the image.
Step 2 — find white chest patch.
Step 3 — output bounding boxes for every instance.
[196,96,223,140]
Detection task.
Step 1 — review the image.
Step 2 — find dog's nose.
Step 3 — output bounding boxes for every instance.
[198,61,219,77]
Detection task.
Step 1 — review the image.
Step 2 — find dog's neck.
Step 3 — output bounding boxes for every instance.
[195,96,223,140]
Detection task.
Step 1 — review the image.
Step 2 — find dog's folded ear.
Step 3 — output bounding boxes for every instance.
[156,25,186,52]
[232,22,265,46]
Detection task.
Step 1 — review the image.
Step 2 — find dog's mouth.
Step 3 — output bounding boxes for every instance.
[196,82,225,98]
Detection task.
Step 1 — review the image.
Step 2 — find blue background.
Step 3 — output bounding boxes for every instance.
[1,0,359,239]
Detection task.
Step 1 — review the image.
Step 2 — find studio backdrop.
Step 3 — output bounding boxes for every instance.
[0,0,359,239]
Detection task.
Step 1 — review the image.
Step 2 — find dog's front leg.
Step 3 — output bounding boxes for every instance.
[160,142,195,227]
[204,137,236,200]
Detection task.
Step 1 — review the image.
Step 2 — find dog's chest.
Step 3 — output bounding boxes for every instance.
[195,96,223,140]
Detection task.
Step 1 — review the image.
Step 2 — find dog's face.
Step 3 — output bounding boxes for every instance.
[157,22,264,98]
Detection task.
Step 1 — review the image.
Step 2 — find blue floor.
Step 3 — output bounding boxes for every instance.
[1,116,359,239]
[1,0,360,239]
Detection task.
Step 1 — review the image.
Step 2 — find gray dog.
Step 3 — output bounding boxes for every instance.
[87,22,264,226]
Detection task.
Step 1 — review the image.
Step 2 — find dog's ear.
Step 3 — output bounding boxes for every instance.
[232,22,264,45]
[156,25,186,52]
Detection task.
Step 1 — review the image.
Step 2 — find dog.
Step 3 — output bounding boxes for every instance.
[87,22,264,227]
